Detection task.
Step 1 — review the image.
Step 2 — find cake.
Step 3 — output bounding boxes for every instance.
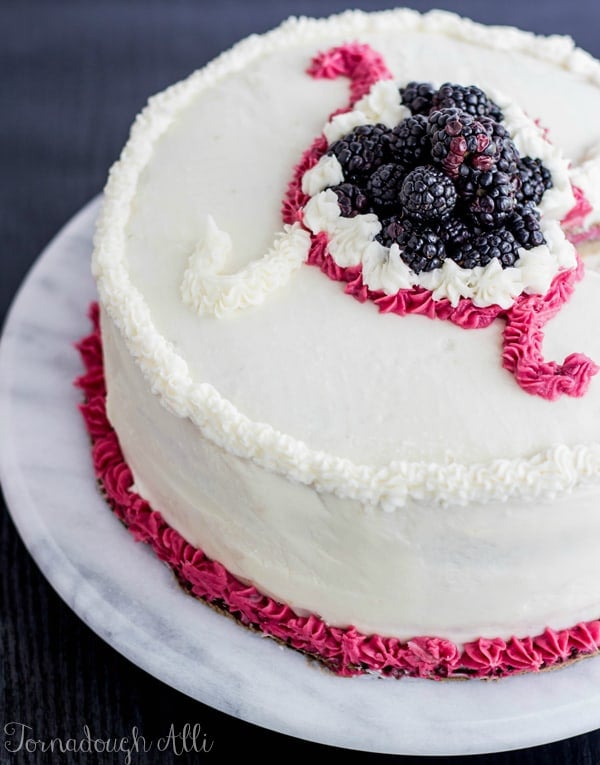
[81,9,600,679]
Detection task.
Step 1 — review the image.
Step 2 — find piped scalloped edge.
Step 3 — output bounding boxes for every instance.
[93,8,600,511]
[75,303,600,680]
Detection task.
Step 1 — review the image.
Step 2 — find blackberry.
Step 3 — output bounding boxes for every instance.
[387,114,431,168]
[438,217,472,251]
[428,108,495,178]
[508,204,546,249]
[330,183,370,217]
[497,142,519,176]
[376,216,405,248]
[451,119,517,195]
[516,157,553,206]
[479,116,520,176]
[432,83,503,121]
[328,123,390,181]
[367,163,406,212]
[400,81,435,115]
[468,171,517,228]
[455,163,483,200]
[399,165,457,222]
[451,228,520,269]
[398,226,446,273]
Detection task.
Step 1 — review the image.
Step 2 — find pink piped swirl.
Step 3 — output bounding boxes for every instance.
[282,44,599,401]
[306,42,392,103]
[563,185,593,232]
[75,304,600,679]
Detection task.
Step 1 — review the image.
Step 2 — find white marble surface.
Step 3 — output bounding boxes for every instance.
[2,197,600,756]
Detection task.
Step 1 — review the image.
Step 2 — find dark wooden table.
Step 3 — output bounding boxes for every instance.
[2,1,600,761]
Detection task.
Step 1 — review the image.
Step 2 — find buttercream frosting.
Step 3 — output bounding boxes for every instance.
[181,219,309,318]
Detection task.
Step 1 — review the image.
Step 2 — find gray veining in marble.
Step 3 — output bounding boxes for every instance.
[1,197,600,755]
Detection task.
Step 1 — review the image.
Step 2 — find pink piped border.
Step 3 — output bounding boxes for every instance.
[75,303,600,679]
[569,224,600,245]
[283,44,599,400]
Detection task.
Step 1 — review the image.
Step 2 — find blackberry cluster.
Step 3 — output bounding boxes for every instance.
[330,183,370,217]
[387,115,430,168]
[479,118,519,176]
[367,164,406,211]
[431,83,504,121]
[467,171,517,228]
[378,217,405,248]
[398,224,446,273]
[324,82,553,274]
[428,108,495,178]
[399,166,457,223]
[439,217,471,248]
[509,204,546,248]
[516,157,553,205]
[328,123,390,181]
[400,81,435,115]
[452,229,520,269]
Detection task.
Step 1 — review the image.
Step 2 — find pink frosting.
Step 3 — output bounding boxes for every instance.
[533,117,551,143]
[568,224,600,245]
[282,44,599,400]
[502,258,599,399]
[534,628,572,666]
[461,638,507,676]
[563,184,594,232]
[75,303,600,679]
[306,42,392,103]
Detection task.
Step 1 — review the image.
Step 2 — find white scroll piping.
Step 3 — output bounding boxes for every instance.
[180,217,310,318]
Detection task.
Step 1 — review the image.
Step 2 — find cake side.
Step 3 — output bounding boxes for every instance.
[101,304,600,643]
[78,305,600,677]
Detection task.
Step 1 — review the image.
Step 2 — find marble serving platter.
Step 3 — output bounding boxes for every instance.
[2,197,600,756]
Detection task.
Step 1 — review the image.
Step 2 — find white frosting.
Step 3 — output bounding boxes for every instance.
[323,110,369,144]
[570,141,600,227]
[94,7,600,520]
[362,241,415,293]
[329,216,383,270]
[301,155,344,196]
[353,79,412,128]
[323,81,411,143]
[181,218,309,318]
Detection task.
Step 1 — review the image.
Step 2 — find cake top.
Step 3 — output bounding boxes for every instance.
[94,9,600,510]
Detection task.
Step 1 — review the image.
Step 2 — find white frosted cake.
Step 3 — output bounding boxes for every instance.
[84,8,600,678]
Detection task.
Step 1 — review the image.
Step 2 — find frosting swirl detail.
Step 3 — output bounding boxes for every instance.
[180,218,309,318]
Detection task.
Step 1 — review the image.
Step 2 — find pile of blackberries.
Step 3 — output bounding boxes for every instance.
[325,82,552,273]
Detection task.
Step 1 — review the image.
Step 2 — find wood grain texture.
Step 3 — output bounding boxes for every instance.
[2,1,600,761]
